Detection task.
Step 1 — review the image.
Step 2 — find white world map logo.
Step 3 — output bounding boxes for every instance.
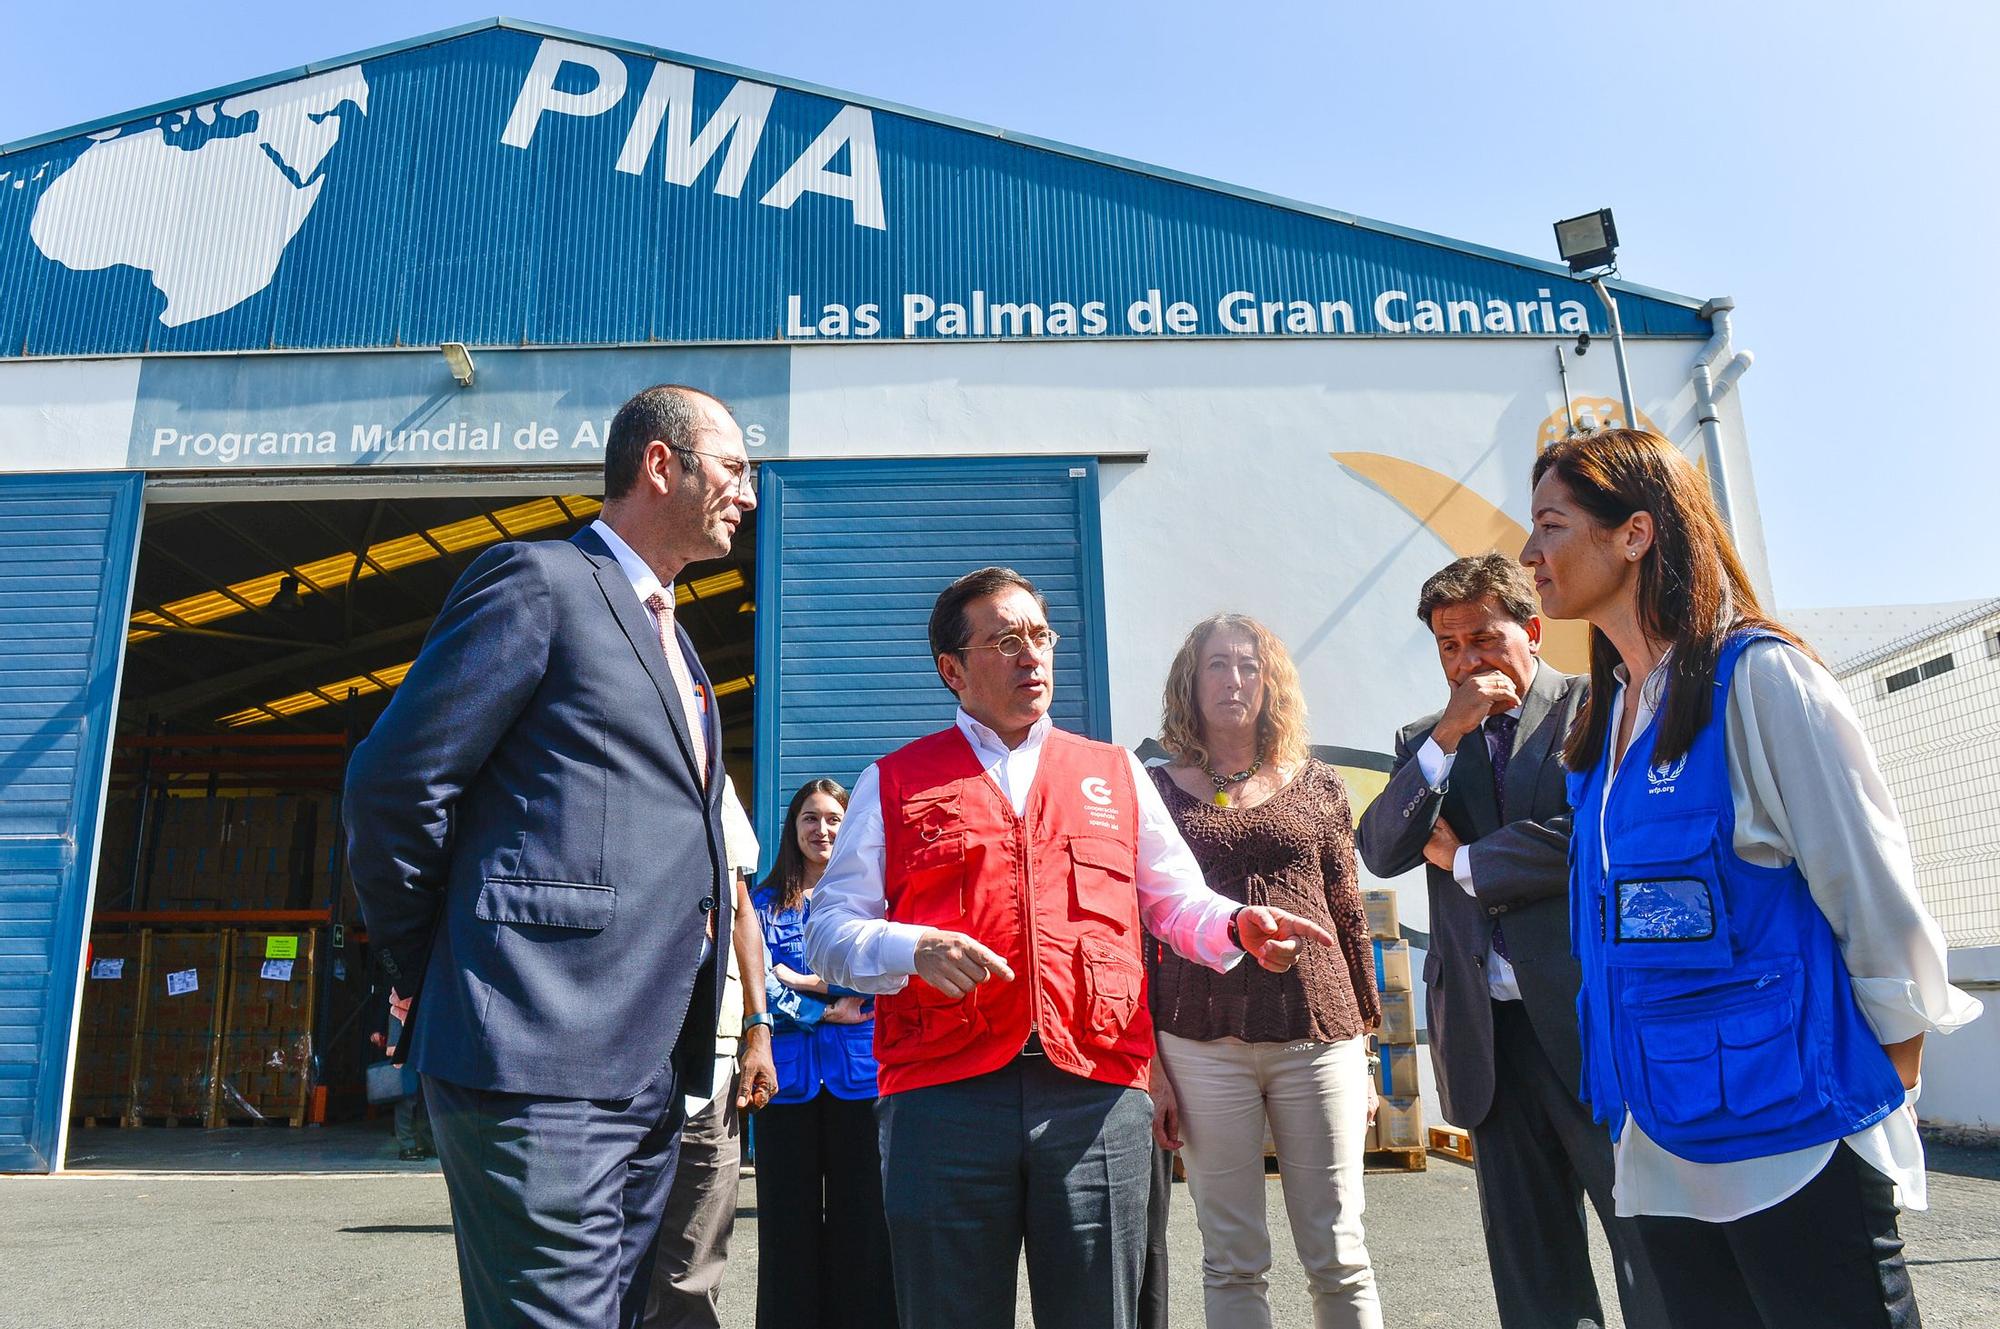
[27,66,368,327]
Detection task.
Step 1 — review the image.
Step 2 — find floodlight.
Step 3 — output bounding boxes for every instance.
[1553,209,1619,273]
[441,341,476,388]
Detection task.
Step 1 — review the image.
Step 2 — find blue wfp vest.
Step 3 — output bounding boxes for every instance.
[755,887,881,1104]
[1568,633,1904,1163]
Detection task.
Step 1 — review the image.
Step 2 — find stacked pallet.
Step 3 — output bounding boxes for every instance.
[1363,888,1425,1170]
[129,931,232,1123]
[214,931,318,1125]
[94,792,339,912]
[82,928,322,1127]
[146,795,326,911]
[72,932,149,1123]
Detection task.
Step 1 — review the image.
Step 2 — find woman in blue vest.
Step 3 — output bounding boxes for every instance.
[753,778,898,1329]
[1520,428,1980,1327]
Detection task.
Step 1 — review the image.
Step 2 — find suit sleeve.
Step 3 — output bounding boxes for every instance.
[1462,813,1573,910]
[1354,724,1444,879]
[341,541,553,996]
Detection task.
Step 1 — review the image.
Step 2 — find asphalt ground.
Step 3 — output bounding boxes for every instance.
[4,1135,1996,1327]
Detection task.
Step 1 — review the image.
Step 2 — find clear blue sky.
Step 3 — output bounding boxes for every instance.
[5,2,1994,610]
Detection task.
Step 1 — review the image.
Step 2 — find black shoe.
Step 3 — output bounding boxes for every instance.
[398,1147,426,1161]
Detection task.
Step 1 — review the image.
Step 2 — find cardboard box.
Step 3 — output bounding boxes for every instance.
[1362,888,1399,940]
[1376,1095,1424,1150]
[1377,989,1416,1044]
[1372,938,1411,993]
[1375,1041,1420,1098]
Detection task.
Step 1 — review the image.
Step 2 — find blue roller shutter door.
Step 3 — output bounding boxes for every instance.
[0,473,142,1172]
[752,457,1111,865]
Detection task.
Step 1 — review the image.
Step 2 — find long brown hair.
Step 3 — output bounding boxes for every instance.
[1530,429,1811,770]
[1159,614,1311,772]
[763,778,849,913]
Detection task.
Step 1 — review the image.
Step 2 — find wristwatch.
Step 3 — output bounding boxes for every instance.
[1226,906,1247,951]
[741,1011,775,1036]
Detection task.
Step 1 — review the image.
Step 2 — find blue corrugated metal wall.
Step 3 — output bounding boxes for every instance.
[0,473,141,1172]
[751,458,1111,869]
[0,22,1707,356]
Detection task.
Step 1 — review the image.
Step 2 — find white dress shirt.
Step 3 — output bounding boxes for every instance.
[689,776,760,1115]
[1594,640,1982,1220]
[805,709,1246,992]
[1415,668,1534,1002]
[591,518,671,624]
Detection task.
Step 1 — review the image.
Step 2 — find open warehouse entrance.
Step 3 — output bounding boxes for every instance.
[65,479,758,1170]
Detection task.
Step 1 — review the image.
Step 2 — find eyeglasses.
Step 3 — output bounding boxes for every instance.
[668,443,759,496]
[960,628,1061,659]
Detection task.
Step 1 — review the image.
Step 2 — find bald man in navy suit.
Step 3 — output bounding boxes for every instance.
[346,385,776,1329]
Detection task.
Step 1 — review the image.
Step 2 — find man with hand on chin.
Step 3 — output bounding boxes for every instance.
[1355,553,1663,1329]
[807,566,1333,1329]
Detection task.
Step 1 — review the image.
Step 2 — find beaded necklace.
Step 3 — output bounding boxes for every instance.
[1199,751,1263,807]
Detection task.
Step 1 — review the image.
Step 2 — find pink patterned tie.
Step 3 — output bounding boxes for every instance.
[644,590,708,785]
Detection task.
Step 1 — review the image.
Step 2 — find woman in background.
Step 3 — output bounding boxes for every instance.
[753,778,899,1329]
[1521,427,1980,1327]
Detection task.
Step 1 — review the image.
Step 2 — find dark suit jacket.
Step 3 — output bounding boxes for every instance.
[343,525,727,1101]
[1355,663,1586,1129]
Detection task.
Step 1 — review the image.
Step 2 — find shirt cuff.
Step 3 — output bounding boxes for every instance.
[1416,736,1455,790]
[1851,975,1986,1045]
[1209,909,1248,972]
[1453,845,1475,896]
[875,922,928,980]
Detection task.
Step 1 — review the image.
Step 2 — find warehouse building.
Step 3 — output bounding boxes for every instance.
[0,19,1760,1171]
[1788,599,2000,1136]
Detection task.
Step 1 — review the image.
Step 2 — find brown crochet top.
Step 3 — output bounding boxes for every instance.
[1147,760,1380,1043]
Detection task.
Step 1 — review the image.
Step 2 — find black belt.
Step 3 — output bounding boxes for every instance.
[1019,1031,1046,1057]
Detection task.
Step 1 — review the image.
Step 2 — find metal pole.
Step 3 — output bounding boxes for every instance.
[121,714,159,910]
[1554,345,1577,439]
[1590,277,1638,429]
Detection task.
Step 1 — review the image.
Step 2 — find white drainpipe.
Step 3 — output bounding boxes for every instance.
[1693,297,1754,532]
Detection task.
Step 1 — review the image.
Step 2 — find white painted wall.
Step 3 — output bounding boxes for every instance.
[1923,947,2000,1133]
[789,334,1749,957]
[0,358,140,471]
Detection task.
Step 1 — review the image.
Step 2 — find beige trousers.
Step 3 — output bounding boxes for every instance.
[1157,1031,1382,1329]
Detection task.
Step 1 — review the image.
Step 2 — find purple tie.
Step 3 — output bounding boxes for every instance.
[645,590,708,785]
[1485,713,1518,961]
[1485,713,1518,822]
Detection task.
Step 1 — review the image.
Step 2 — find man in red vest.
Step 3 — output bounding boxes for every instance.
[806,566,1334,1329]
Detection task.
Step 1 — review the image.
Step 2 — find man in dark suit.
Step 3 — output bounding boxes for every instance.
[344,384,777,1329]
[1356,553,1662,1329]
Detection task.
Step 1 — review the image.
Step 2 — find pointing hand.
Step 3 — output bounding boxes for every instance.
[1235,906,1335,974]
[913,930,1015,999]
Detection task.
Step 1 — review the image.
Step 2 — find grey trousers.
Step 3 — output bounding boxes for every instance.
[1140,1144,1173,1329]
[877,1056,1153,1329]
[642,1071,740,1329]
[426,1065,686,1329]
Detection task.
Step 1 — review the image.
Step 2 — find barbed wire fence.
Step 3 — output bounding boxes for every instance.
[1834,599,2000,951]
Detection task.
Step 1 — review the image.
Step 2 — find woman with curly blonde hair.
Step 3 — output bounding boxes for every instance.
[1148,613,1384,1329]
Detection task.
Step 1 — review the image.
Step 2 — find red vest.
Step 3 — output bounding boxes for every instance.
[872,725,1152,1096]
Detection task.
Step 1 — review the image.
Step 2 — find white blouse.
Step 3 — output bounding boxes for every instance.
[1596,639,1982,1221]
